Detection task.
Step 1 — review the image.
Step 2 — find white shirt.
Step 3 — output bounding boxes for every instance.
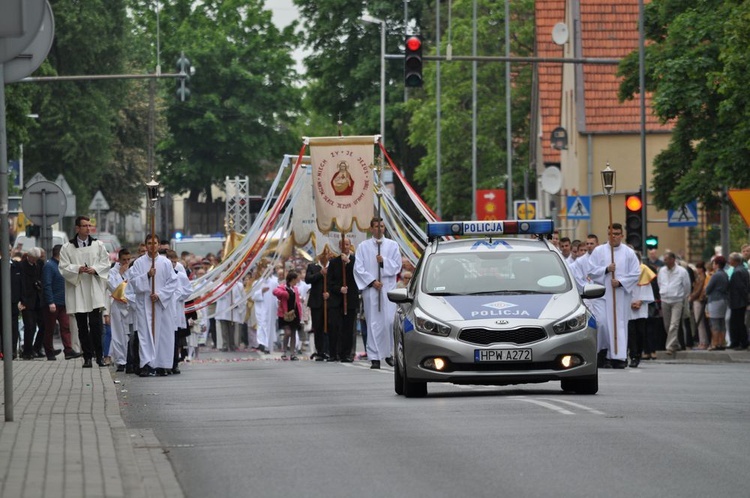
[657,264,691,304]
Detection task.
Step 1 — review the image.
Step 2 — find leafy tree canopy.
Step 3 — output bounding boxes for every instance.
[618,0,750,211]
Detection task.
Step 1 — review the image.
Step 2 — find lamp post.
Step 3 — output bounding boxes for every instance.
[146,176,160,339]
[361,13,386,149]
[600,163,618,355]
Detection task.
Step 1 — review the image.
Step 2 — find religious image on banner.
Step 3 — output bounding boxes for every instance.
[308,136,375,234]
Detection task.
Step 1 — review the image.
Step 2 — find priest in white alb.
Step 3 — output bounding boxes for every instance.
[354,217,402,369]
[128,235,178,376]
[586,223,641,368]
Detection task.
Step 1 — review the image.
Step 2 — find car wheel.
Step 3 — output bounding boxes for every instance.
[394,345,405,396]
[560,374,598,395]
[401,343,427,398]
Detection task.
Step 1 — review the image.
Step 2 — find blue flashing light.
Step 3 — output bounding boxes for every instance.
[174,231,183,240]
[426,220,555,239]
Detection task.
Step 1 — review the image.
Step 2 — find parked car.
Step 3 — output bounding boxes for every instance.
[95,232,122,261]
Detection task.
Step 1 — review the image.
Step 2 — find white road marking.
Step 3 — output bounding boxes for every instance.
[510,397,575,415]
[538,398,605,415]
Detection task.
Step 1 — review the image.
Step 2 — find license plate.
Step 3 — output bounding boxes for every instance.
[475,349,532,362]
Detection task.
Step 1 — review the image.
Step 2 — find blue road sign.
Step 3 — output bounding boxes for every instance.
[566,195,591,220]
[667,201,698,227]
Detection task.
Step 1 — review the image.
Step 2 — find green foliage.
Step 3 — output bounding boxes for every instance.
[155,0,302,199]
[408,0,535,219]
[618,0,750,211]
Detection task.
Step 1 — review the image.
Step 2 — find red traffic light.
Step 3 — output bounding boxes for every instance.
[626,195,642,212]
[406,36,422,52]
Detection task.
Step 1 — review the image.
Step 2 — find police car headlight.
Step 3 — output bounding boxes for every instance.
[553,310,588,335]
[415,311,451,337]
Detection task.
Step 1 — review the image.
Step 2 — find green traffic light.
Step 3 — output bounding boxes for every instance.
[645,235,658,249]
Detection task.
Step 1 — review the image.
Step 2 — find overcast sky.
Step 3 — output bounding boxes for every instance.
[269,0,307,74]
[270,0,299,29]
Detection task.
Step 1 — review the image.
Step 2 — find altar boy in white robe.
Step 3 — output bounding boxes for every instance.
[129,234,178,376]
[354,217,402,369]
[586,223,641,368]
[107,248,133,372]
[167,250,194,373]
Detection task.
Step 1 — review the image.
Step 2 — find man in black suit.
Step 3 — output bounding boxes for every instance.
[327,237,360,362]
[0,250,23,359]
[305,253,330,360]
[727,252,749,350]
[19,248,45,359]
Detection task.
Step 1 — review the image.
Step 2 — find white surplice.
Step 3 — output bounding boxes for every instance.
[354,237,402,361]
[252,276,278,350]
[107,262,132,366]
[129,254,178,368]
[587,243,641,360]
[59,240,111,313]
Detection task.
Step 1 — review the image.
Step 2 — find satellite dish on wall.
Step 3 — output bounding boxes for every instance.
[541,166,563,195]
[552,22,569,45]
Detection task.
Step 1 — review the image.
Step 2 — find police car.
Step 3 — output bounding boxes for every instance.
[387,220,605,397]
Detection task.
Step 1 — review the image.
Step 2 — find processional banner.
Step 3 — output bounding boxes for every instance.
[291,163,368,258]
[308,136,375,235]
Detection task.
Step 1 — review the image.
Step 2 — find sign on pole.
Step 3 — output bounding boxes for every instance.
[667,201,698,227]
[514,200,538,220]
[728,189,750,226]
[476,189,506,220]
[566,195,591,220]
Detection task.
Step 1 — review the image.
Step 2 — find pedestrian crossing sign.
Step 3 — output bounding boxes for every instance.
[667,201,698,227]
[566,195,591,220]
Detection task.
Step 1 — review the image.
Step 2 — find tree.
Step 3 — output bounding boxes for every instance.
[21,0,137,213]
[407,0,535,219]
[618,0,750,211]
[293,0,430,203]
[154,0,302,200]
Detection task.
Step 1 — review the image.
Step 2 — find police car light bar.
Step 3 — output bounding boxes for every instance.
[426,220,555,239]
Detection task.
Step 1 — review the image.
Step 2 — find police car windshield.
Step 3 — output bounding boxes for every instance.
[423,252,570,295]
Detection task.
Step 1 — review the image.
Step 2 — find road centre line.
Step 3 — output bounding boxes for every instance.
[510,397,575,415]
[538,398,606,415]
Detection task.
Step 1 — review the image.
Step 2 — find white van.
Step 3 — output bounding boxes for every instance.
[170,235,226,259]
[13,230,68,254]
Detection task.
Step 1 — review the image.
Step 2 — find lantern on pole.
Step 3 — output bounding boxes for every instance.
[600,163,618,355]
[146,176,160,339]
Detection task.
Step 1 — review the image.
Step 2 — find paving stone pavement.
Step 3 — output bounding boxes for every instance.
[0,356,183,498]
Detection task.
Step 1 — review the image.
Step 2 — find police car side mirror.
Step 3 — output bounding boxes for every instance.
[388,288,412,304]
[582,284,606,299]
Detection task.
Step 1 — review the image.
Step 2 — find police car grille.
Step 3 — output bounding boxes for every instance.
[458,327,547,345]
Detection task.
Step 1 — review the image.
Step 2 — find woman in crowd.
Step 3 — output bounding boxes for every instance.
[689,261,708,350]
[705,256,729,351]
[273,270,303,361]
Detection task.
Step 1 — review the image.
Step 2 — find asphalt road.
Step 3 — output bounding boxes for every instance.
[117,354,750,498]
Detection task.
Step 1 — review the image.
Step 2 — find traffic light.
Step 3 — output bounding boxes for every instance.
[625,193,643,251]
[25,225,40,237]
[645,234,659,250]
[404,35,423,87]
[176,53,191,102]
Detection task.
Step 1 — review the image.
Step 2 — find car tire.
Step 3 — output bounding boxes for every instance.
[394,348,405,396]
[560,374,598,395]
[401,343,427,398]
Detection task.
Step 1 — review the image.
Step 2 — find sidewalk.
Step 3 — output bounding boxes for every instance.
[653,347,750,363]
[0,356,183,498]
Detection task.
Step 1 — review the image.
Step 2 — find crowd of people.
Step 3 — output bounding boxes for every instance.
[0,216,417,372]
[3,216,748,374]
[558,228,750,368]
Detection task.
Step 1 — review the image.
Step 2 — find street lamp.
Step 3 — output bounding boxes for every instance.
[146,176,160,339]
[600,163,619,355]
[361,13,386,149]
